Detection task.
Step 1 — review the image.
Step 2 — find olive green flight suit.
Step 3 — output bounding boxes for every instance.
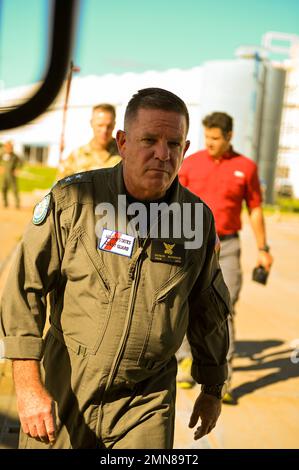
[0,163,230,449]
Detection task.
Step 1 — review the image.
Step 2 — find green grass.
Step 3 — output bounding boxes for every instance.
[253,198,299,215]
[0,164,58,192]
[1,165,299,216]
[274,198,299,213]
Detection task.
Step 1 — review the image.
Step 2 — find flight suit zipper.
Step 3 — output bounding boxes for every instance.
[104,213,162,391]
[104,244,144,391]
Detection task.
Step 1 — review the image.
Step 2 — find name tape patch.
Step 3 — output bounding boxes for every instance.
[150,240,185,265]
[98,229,135,258]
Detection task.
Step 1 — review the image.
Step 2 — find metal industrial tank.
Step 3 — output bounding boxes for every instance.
[255,64,286,203]
[199,50,286,203]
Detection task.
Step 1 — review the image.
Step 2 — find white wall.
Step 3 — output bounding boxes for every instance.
[0,67,204,166]
[1,59,297,194]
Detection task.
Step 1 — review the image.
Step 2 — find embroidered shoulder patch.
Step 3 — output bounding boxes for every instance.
[32,194,51,225]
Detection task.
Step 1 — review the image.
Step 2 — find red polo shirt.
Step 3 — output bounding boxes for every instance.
[179,148,262,236]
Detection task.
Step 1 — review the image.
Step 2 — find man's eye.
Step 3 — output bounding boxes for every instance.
[169,142,180,147]
[143,138,155,143]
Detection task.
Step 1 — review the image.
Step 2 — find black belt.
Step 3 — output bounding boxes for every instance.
[218,232,239,241]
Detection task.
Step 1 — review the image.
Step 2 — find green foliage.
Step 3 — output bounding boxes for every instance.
[275,198,299,213]
[262,198,299,214]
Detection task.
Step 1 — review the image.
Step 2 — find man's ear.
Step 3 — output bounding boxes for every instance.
[183,140,190,156]
[226,131,233,142]
[116,130,126,159]
[178,140,190,169]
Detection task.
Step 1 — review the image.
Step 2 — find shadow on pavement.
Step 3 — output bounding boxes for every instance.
[235,340,284,359]
[232,340,299,401]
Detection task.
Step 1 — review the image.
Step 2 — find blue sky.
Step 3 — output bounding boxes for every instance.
[1,0,299,88]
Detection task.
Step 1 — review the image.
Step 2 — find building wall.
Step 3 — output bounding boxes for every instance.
[277,55,299,198]
[0,59,290,203]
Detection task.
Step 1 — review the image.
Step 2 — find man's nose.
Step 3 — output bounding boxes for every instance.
[155,141,170,161]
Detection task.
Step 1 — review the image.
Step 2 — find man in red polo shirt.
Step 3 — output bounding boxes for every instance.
[177,112,273,403]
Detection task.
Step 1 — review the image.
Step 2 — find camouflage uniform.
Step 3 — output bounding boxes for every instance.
[57,139,121,179]
[0,150,22,208]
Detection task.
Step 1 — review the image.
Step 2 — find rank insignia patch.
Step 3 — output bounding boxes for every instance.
[32,194,51,225]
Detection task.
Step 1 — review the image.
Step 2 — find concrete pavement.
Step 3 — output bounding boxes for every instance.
[0,195,299,449]
[174,212,299,449]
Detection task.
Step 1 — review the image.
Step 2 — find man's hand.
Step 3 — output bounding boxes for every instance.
[13,360,57,444]
[188,392,221,440]
[257,250,273,272]
[249,206,273,272]
[16,385,57,444]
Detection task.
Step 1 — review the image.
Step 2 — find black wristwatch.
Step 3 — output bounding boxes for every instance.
[259,244,270,253]
[201,383,227,400]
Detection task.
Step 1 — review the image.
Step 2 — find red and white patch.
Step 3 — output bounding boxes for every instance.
[98,229,135,257]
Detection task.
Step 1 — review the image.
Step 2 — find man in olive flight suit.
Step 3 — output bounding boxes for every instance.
[0,88,230,449]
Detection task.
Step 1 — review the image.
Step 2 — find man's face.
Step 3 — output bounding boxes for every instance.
[4,141,13,153]
[90,110,115,148]
[204,127,232,158]
[117,108,190,200]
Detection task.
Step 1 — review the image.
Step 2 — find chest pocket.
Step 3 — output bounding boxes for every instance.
[57,229,115,354]
[138,258,196,369]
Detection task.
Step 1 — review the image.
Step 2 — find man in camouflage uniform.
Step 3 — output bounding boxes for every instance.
[57,103,121,179]
[0,140,23,208]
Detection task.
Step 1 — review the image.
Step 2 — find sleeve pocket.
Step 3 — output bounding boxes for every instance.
[195,269,231,335]
[211,269,231,320]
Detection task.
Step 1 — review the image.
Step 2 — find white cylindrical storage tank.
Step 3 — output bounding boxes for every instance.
[199,59,261,156]
[197,57,285,204]
[257,65,286,203]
